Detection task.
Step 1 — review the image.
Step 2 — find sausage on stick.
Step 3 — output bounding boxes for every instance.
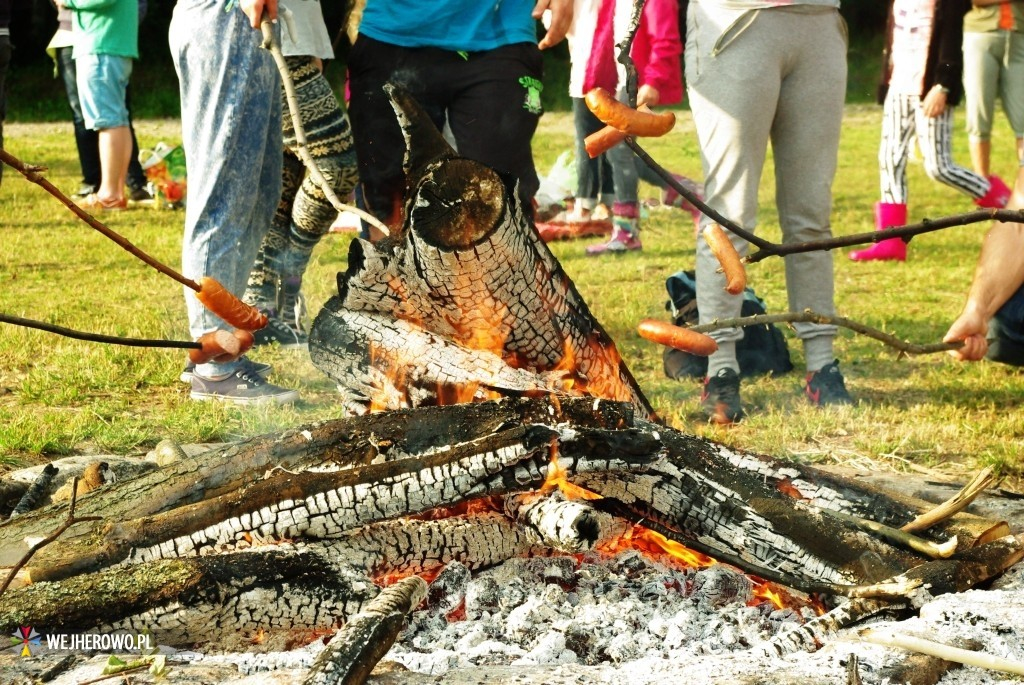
[702,224,747,295]
[584,88,676,137]
[637,319,718,356]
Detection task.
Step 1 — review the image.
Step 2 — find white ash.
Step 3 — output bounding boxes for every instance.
[387,550,811,674]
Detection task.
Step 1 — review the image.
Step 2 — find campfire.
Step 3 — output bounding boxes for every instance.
[2,86,1023,685]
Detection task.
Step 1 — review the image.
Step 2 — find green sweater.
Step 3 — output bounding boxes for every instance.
[964,2,1024,33]
[63,0,138,59]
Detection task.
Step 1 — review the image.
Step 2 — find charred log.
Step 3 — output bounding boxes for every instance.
[0,548,379,646]
[309,84,652,418]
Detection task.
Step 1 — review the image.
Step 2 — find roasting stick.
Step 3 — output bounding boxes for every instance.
[0,314,253,365]
[858,628,1024,676]
[258,13,390,238]
[0,148,267,335]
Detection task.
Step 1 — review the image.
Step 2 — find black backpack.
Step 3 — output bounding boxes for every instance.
[662,270,794,380]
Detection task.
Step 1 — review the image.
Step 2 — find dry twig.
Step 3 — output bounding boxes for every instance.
[0,477,103,597]
[259,16,390,237]
[901,467,997,534]
[859,629,1024,676]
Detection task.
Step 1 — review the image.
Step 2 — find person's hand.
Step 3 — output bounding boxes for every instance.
[921,85,948,118]
[535,0,572,50]
[943,307,989,361]
[637,84,661,107]
[240,0,277,29]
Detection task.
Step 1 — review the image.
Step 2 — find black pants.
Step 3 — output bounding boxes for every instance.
[348,35,543,225]
[0,34,11,187]
[989,284,1024,366]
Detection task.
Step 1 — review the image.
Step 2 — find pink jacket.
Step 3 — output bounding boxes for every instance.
[567,0,683,106]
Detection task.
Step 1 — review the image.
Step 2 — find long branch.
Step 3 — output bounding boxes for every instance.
[260,17,390,237]
[0,148,200,291]
[625,140,1024,260]
[684,310,963,356]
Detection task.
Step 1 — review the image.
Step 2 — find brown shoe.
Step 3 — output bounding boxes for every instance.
[77,194,127,212]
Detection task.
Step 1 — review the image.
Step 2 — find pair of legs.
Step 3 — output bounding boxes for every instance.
[243,55,359,344]
[348,35,543,233]
[74,54,134,206]
[878,92,992,205]
[685,5,849,420]
[56,46,147,197]
[170,0,285,392]
[0,31,10,188]
[962,30,1024,177]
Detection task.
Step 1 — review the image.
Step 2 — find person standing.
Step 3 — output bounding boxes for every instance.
[243,0,359,349]
[0,0,10,189]
[171,0,299,404]
[47,1,152,204]
[58,0,137,211]
[961,0,1024,178]
[686,0,851,424]
[347,0,572,235]
[850,0,1011,263]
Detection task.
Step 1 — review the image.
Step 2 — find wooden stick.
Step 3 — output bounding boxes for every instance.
[683,309,963,356]
[624,139,1024,260]
[0,313,200,352]
[859,629,1024,676]
[259,17,390,238]
[901,467,997,534]
[0,149,201,291]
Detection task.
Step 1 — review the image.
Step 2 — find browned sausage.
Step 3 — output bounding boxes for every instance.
[584,88,676,137]
[585,125,628,158]
[702,224,747,295]
[195,276,268,331]
[637,319,718,356]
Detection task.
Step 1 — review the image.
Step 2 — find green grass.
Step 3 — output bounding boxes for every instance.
[1,107,1022,488]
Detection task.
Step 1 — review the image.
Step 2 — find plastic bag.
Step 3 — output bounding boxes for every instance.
[140,142,187,209]
[535,150,577,214]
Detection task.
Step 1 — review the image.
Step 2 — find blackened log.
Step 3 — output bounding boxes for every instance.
[310,85,652,417]
[26,424,661,581]
[0,397,634,569]
[304,575,427,685]
[0,548,379,646]
[759,533,1024,656]
[506,492,627,553]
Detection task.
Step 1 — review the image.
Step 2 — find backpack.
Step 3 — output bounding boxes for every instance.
[662,270,794,380]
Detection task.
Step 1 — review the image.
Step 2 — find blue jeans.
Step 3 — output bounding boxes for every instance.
[170,0,282,377]
[989,284,1024,366]
[56,46,147,191]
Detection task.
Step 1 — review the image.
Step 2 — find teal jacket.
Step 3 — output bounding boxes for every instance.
[63,0,138,59]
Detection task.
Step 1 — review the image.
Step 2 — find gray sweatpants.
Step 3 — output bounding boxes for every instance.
[685,4,847,373]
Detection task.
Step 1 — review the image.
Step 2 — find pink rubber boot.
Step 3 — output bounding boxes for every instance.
[849,202,908,262]
[975,175,1011,209]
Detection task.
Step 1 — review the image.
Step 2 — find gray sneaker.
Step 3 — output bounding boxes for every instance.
[180,357,272,383]
[189,359,299,405]
[251,315,308,349]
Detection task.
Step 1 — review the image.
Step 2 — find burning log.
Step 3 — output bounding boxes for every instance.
[304,575,427,685]
[308,84,652,418]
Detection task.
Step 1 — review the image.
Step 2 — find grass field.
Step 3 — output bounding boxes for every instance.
[1,106,1022,489]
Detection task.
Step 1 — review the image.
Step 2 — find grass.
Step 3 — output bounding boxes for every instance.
[1,106,1022,489]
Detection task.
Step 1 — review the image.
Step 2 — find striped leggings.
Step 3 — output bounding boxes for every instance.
[879,91,989,204]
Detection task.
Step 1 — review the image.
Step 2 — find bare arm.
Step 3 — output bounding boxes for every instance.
[943,186,1024,360]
